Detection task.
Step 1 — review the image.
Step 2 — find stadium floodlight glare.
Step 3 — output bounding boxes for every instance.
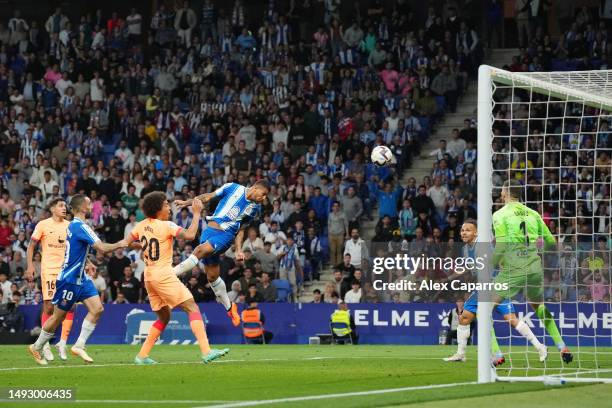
[477,65,612,384]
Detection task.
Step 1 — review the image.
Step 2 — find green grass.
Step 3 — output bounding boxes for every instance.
[0,345,610,408]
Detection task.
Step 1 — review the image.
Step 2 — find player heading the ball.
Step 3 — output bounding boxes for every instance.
[173,180,270,327]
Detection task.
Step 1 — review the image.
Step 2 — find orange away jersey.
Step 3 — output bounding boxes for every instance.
[31,218,70,273]
[131,218,182,279]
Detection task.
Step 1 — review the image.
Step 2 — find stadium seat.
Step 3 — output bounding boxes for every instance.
[242,321,266,344]
[112,132,122,145]
[434,96,446,114]
[566,61,579,71]
[190,143,201,154]
[551,59,566,71]
[329,322,353,345]
[296,268,303,287]
[273,279,292,302]
[300,260,312,283]
[178,102,190,112]
[533,168,543,181]
[433,212,448,230]
[417,116,429,129]
[319,235,330,263]
[102,144,117,165]
[417,116,430,141]
[592,59,603,69]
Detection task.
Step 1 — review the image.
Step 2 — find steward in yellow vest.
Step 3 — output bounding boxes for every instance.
[330,302,358,344]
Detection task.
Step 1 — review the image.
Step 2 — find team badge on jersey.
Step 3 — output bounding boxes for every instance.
[243,203,255,216]
[227,206,240,219]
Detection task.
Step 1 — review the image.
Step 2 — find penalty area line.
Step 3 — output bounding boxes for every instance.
[199,381,478,408]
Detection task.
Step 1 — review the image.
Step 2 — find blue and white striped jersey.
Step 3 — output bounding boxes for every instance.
[207,183,260,234]
[462,241,477,261]
[57,217,100,285]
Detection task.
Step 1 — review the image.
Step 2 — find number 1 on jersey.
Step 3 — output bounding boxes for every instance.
[520,221,530,246]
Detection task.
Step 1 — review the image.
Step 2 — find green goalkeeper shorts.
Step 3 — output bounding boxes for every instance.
[494,263,543,301]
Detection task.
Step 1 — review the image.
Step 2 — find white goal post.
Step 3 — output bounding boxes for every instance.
[477,65,612,384]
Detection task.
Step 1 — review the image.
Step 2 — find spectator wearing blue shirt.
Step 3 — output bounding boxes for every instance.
[365,160,392,183]
[360,122,376,145]
[235,28,256,52]
[272,143,287,167]
[14,114,28,136]
[40,81,58,112]
[374,181,403,219]
[308,186,330,223]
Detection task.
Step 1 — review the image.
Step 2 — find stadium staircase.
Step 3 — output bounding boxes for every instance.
[297,49,518,303]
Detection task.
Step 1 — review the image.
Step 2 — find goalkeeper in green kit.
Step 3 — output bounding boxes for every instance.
[491,179,573,364]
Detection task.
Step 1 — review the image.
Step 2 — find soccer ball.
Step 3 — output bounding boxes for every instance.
[371,145,393,166]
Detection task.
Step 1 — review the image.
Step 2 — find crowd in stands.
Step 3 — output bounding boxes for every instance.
[491,2,612,304]
[507,2,610,72]
[489,89,611,303]
[0,1,608,308]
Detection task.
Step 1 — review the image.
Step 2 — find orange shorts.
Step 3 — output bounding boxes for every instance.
[145,273,193,311]
[41,270,61,301]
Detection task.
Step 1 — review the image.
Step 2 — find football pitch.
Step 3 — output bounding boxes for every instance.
[0,345,610,408]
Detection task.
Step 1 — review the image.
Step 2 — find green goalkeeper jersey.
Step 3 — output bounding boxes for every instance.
[492,201,556,274]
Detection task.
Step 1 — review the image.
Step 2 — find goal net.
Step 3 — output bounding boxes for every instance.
[476,65,612,383]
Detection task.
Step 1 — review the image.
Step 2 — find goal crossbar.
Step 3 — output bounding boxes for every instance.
[488,67,612,111]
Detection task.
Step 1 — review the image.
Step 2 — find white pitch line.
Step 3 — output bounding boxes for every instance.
[198,381,478,408]
[304,356,448,361]
[0,360,204,372]
[0,358,286,372]
[0,356,451,372]
[0,400,235,405]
